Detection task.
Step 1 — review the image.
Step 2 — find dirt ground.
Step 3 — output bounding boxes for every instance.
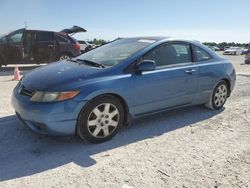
[0,53,249,188]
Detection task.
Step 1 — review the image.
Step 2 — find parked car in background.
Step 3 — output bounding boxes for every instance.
[223,47,243,55]
[214,46,220,51]
[207,46,220,51]
[242,48,249,55]
[245,45,250,64]
[218,46,225,51]
[0,26,86,67]
[12,37,236,143]
[78,40,92,53]
[207,46,215,51]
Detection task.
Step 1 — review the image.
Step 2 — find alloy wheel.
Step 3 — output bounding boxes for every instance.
[87,103,120,138]
[213,84,228,107]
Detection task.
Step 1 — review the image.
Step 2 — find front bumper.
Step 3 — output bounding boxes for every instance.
[11,85,87,136]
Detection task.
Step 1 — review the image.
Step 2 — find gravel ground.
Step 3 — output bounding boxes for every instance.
[0,54,249,188]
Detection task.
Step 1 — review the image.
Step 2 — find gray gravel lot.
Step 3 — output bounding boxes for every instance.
[0,53,249,188]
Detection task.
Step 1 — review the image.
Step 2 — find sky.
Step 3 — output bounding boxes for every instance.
[0,0,249,43]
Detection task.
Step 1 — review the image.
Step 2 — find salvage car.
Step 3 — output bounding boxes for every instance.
[0,26,86,67]
[12,37,236,143]
[78,40,93,53]
[223,47,243,55]
[242,48,249,55]
[245,48,250,64]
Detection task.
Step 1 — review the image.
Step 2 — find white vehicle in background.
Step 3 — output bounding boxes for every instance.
[223,47,243,55]
[78,40,92,53]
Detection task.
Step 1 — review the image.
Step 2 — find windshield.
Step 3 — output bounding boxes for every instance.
[0,33,8,43]
[76,38,156,66]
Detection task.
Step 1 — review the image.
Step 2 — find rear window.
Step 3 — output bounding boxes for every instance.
[36,32,54,42]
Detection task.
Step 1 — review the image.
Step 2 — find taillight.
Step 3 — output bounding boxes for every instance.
[74,43,81,50]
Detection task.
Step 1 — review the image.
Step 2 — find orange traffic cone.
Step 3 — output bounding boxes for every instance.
[13,65,21,81]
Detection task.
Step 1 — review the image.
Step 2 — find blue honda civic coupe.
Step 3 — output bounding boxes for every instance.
[12,37,236,143]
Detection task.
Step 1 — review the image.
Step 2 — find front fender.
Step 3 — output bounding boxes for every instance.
[72,74,134,108]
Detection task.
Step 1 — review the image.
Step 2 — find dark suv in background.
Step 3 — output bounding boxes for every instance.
[0,26,86,67]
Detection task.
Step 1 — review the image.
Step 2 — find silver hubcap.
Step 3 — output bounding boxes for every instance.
[214,84,227,107]
[87,103,119,138]
[59,55,70,60]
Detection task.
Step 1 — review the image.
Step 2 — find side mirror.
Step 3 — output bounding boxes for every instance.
[136,60,156,73]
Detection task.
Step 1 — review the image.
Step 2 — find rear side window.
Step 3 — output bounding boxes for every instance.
[36,32,54,42]
[193,46,212,62]
[143,43,192,67]
[55,34,70,43]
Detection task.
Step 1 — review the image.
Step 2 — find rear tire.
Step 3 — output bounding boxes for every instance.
[77,95,125,143]
[0,55,4,68]
[58,53,71,61]
[205,80,229,110]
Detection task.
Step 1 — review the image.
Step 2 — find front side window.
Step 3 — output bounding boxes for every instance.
[193,46,212,62]
[36,32,54,42]
[143,43,192,67]
[9,31,23,44]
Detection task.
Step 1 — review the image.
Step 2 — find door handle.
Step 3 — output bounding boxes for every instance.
[185,69,196,74]
[48,44,54,47]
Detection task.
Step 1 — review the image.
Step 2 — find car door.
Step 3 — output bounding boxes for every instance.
[6,29,25,64]
[33,31,56,63]
[131,42,198,115]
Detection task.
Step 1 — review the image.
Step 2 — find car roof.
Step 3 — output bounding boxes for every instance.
[23,28,55,33]
[124,36,221,59]
[124,36,169,41]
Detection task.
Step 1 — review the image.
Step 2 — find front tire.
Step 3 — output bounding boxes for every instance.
[205,81,229,110]
[77,95,124,143]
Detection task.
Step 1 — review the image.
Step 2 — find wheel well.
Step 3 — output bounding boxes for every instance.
[87,93,130,125]
[222,78,231,96]
[104,93,129,124]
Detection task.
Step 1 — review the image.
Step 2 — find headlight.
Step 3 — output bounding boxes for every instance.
[31,91,79,102]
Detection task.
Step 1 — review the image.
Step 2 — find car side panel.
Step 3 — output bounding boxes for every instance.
[131,65,198,116]
[193,60,235,105]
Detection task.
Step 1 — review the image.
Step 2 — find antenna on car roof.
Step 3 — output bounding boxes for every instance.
[24,21,27,29]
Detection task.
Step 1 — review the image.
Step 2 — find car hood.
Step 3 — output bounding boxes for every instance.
[22,61,102,91]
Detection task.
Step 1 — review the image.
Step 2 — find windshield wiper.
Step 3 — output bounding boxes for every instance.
[70,58,105,68]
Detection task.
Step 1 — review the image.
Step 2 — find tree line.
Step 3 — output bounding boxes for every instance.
[203,42,249,48]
